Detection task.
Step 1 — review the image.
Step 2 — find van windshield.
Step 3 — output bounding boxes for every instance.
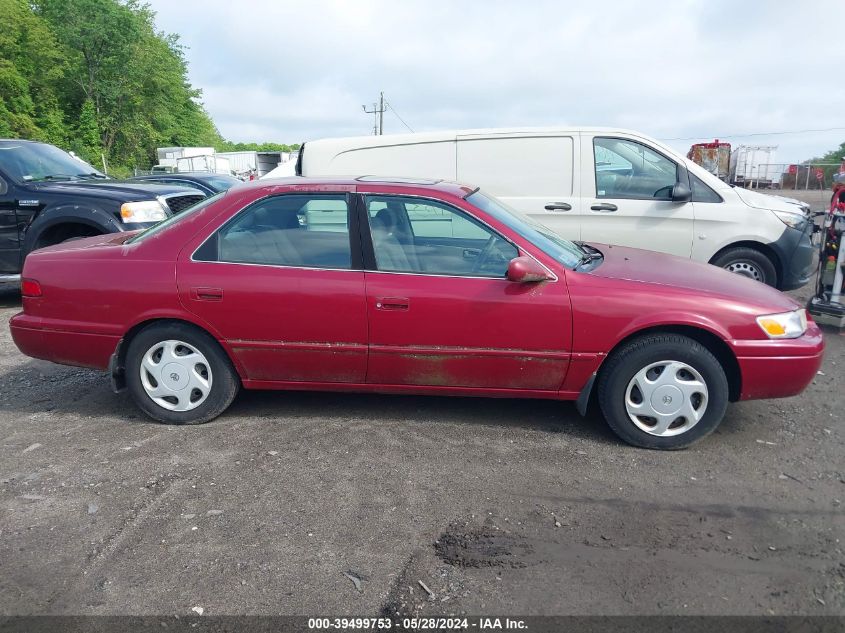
[466,191,584,269]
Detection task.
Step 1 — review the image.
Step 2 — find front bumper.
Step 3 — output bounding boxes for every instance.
[771,221,816,291]
[0,274,21,291]
[734,323,824,400]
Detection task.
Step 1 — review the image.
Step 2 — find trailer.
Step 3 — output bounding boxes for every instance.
[687,140,731,181]
[216,151,293,177]
[729,145,781,188]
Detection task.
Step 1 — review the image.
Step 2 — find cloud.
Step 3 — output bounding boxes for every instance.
[146,0,842,162]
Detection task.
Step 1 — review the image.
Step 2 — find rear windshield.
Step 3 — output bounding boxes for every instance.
[127,192,225,244]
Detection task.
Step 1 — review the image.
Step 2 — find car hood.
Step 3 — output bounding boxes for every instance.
[32,180,202,201]
[733,187,810,214]
[585,243,799,312]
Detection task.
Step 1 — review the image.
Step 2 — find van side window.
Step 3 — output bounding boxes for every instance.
[690,174,723,203]
[593,137,678,200]
[366,196,517,278]
[201,194,352,269]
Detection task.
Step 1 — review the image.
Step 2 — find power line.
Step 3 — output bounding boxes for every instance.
[384,98,415,133]
[659,127,845,141]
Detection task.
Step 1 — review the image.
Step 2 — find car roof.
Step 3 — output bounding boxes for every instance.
[241,176,477,198]
[133,172,231,180]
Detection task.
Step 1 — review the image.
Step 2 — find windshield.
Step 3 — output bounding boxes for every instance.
[203,174,241,191]
[0,141,106,182]
[128,192,225,244]
[466,191,585,268]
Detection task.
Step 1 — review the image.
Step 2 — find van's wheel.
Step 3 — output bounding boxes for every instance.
[597,334,728,449]
[711,247,776,287]
[125,322,239,425]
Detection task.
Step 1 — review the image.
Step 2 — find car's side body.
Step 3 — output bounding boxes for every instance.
[10,178,823,414]
[295,128,816,290]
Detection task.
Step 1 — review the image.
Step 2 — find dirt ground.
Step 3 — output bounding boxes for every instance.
[0,282,842,619]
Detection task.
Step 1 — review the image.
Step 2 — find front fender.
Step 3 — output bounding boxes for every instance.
[22,203,122,255]
[612,311,733,348]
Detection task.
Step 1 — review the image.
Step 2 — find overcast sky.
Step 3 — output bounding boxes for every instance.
[147,0,842,164]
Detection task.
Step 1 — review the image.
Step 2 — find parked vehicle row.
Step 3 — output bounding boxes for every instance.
[10,178,824,449]
[0,140,211,289]
[292,128,816,290]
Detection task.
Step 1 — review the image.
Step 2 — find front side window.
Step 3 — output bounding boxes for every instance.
[202,194,352,269]
[594,137,678,200]
[366,196,517,278]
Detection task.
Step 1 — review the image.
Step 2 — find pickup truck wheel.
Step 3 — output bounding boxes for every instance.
[125,323,239,425]
[597,334,728,449]
[711,247,776,287]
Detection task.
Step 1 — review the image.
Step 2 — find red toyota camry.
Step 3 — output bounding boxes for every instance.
[10,178,824,449]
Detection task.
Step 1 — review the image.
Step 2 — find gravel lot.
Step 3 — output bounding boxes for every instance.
[0,283,842,618]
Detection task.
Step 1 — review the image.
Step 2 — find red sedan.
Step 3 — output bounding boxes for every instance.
[10,178,824,449]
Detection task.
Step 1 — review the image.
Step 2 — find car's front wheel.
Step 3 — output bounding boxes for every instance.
[711,247,777,287]
[125,322,239,425]
[597,334,729,449]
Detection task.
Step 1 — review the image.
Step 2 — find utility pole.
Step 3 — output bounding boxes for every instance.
[362,91,385,135]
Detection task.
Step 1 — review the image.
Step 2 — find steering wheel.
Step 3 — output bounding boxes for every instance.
[472,236,499,274]
[653,184,674,199]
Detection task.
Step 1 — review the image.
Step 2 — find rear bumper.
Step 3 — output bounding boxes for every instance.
[734,325,824,400]
[9,313,119,370]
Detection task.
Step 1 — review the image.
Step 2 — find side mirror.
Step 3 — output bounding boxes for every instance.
[671,182,692,202]
[506,256,551,283]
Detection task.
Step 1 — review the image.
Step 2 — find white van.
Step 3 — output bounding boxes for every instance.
[289,128,815,289]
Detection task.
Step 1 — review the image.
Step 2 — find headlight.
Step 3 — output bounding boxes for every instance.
[772,210,806,230]
[120,200,167,223]
[756,309,808,339]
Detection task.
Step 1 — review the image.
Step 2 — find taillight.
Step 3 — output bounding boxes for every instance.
[21,279,42,297]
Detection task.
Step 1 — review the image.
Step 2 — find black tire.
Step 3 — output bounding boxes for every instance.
[597,334,729,450]
[711,247,777,287]
[125,322,239,425]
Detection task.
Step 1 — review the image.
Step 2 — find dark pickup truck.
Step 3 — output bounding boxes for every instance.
[0,139,206,289]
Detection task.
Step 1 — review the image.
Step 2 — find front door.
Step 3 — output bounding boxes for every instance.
[580,135,694,257]
[361,194,572,391]
[0,175,20,273]
[179,192,368,383]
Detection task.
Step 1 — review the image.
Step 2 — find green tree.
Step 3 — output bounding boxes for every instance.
[73,98,102,165]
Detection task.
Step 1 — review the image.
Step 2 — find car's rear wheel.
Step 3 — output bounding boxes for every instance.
[597,334,729,449]
[711,247,777,287]
[125,322,239,425]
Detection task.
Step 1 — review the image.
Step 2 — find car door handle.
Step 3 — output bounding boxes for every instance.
[544,202,572,211]
[375,297,409,311]
[590,203,618,212]
[192,287,223,301]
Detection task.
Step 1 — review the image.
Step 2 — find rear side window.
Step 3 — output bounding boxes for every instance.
[690,173,723,203]
[198,194,352,270]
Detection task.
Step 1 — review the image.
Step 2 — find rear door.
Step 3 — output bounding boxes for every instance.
[579,135,694,257]
[457,133,580,240]
[361,193,572,391]
[178,192,368,383]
